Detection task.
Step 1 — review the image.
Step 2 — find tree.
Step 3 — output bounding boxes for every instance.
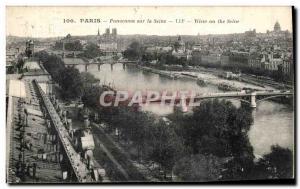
[147,120,184,178]
[81,85,105,109]
[262,145,293,179]
[59,67,84,99]
[15,55,25,73]
[123,41,144,60]
[81,72,100,88]
[246,145,294,180]
[179,99,253,157]
[54,40,83,51]
[35,52,65,83]
[172,99,255,180]
[174,154,223,181]
[80,43,100,59]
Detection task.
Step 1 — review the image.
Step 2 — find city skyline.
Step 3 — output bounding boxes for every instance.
[6,6,293,38]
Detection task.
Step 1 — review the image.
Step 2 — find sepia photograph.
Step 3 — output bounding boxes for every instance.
[5,6,295,184]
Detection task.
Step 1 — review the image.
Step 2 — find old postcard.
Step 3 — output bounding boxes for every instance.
[6,6,295,183]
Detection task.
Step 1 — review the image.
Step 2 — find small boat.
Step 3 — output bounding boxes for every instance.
[218,83,239,91]
[197,79,207,87]
[181,73,198,78]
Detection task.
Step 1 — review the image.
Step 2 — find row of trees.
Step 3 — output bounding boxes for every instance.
[81,86,294,181]
[35,51,99,100]
[98,106,184,179]
[123,41,188,68]
[123,41,144,61]
[35,48,293,181]
[172,100,293,181]
[77,43,105,59]
[54,40,83,51]
[170,100,255,180]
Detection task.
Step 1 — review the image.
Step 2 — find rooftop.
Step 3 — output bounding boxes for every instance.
[23,61,42,70]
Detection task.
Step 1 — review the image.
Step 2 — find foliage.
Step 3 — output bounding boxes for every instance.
[79,43,101,59]
[146,120,184,174]
[81,72,100,87]
[123,41,144,60]
[35,51,97,100]
[263,145,293,178]
[14,55,25,73]
[59,67,84,99]
[173,154,222,182]
[177,99,253,158]
[94,105,184,176]
[81,85,106,110]
[252,145,294,179]
[35,51,65,83]
[54,40,83,51]
[171,99,255,180]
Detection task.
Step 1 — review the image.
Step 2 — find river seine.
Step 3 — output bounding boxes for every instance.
[75,63,294,156]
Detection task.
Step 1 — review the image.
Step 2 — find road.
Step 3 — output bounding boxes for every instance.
[91,124,147,182]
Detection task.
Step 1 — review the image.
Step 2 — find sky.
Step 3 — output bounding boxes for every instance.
[6,6,293,38]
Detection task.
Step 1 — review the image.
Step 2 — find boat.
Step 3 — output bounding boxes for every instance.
[159,71,175,79]
[197,79,207,87]
[181,73,198,78]
[173,73,181,79]
[218,83,239,91]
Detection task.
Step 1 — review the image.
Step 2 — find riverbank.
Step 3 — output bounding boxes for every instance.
[138,65,271,91]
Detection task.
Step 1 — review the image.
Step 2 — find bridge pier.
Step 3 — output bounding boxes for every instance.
[110,64,113,71]
[250,92,257,108]
[98,64,101,71]
[123,63,126,70]
[85,64,89,71]
[174,101,188,113]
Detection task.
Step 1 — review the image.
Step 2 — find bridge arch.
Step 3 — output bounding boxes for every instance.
[256,94,293,103]
[193,97,251,104]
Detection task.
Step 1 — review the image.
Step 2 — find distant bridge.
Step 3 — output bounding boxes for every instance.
[191,91,293,108]
[65,60,137,71]
[105,90,293,109]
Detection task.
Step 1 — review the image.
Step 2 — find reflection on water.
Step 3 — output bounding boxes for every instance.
[249,101,293,155]
[77,64,219,93]
[76,63,294,156]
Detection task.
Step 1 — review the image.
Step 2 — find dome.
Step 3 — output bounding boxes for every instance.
[274,21,281,32]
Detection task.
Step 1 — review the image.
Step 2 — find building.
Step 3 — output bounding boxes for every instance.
[25,40,34,58]
[245,29,256,38]
[282,57,293,75]
[229,51,249,67]
[172,36,186,58]
[267,21,290,38]
[274,21,281,32]
[262,52,283,71]
[192,44,202,51]
[97,28,118,52]
[112,28,117,38]
[248,53,263,69]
